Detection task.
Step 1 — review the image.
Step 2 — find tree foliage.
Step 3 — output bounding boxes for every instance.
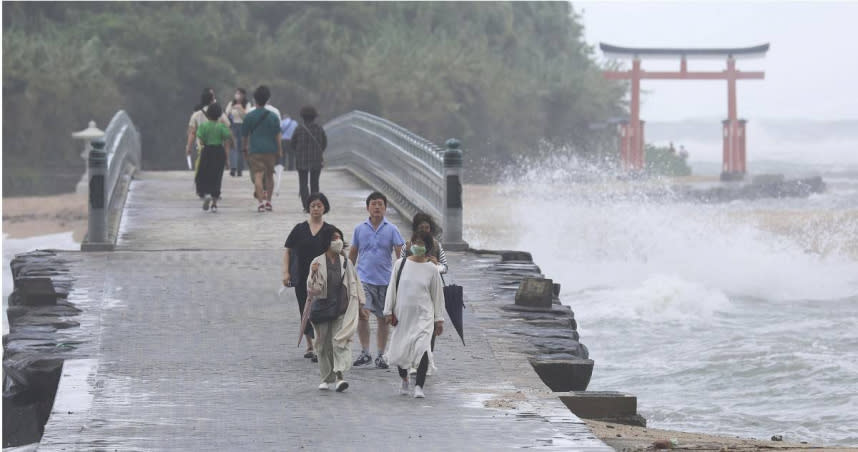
[3,2,624,194]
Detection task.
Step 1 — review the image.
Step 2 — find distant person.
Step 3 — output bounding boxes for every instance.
[679,145,689,160]
[242,85,282,212]
[307,226,363,392]
[246,98,282,189]
[384,230,445,399]
[669,141,677,155]
[401,212,448,276]
[226,88,249,177]
[194,102,231,212]
[280,115,299,171]
[291,105,327,212]
[186,88,229,171]
[284,193,337,360]
[349,192,405,369]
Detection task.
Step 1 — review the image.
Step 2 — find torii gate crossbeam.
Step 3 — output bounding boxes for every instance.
[601,43,769,179]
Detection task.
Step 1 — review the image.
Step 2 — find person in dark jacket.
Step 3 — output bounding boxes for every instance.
[290,105,327,212]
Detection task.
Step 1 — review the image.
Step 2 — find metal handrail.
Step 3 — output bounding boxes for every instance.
[324,111,467,250]
[102,110,141,208]
[325,111,445,222]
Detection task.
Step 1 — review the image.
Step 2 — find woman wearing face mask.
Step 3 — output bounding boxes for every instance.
[383,231,445,399]
[307,227,364,392]
[400,212,448,275]
[284,192,336,360]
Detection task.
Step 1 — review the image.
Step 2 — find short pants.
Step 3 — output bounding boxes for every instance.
[361,283,387,319]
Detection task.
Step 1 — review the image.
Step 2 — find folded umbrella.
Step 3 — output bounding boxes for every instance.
[274,164,284,196]
[298,296,314,347]
[443,284,465,346]
[187,155,193,170]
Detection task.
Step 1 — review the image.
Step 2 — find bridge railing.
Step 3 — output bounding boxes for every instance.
[325,111,467,250]
[82,110,141,251]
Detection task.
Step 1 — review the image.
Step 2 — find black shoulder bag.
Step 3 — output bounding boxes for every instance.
[309,257,349,324]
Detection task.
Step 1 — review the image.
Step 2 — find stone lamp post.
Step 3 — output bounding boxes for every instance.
[72,120,105,194]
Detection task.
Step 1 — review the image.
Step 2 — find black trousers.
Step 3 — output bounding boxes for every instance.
[298,169,321,210]
[294,283,315,338]
[195,145,226,199]
[397,335,436,387]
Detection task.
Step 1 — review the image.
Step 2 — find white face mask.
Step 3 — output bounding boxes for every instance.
[329,239,344,254]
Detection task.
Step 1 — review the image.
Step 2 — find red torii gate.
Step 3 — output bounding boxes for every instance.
[601,43,769,179]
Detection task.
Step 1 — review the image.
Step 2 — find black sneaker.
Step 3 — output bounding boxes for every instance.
[310,353,318,363]
[353,351,372,366]
[375,355,389,369]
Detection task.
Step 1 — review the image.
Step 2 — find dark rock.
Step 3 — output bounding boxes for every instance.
[771,435,783,442]
[10,316,80,330]
[528,358,593,391]
[501,251,532,262]
[532,338,588,359]
[653,439,672,449]
[509,327,579,341]
[2,400,43,448]
[532,353,581,361]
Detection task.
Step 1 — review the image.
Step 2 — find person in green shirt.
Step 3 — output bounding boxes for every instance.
[195,102,232,212]
[242,85,283,213]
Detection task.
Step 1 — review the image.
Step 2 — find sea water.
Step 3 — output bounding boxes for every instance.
[463,149,858,445]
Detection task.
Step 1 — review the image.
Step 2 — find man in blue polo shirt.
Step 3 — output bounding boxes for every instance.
[349,192,405,368]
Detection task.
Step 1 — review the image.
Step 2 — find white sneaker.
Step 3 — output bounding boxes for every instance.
[399,379,410,396]
[318,382,331,390]
[335,380,349,392]
[413,385,425,398]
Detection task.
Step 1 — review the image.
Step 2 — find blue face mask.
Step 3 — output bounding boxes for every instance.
[410,245,427,257]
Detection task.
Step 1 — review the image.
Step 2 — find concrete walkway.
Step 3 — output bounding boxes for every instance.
[38,170,609,451]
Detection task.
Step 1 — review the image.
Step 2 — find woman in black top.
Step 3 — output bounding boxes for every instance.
[284,192,336,360]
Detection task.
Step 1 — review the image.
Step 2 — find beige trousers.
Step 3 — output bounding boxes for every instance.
[313,315,349,383]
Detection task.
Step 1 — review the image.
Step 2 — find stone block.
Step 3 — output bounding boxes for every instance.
[558,391,646,427]
[515,278,554,308]
[528,357,593,391]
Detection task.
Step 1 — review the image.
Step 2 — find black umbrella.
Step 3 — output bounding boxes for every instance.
[443,284,465,345]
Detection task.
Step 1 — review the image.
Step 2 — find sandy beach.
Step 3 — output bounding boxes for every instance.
[2,192,87,241]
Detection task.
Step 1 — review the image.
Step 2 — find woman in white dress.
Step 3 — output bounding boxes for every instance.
[383,231,445,398]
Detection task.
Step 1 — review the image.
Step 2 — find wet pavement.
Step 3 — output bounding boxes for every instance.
[38,171,609,451]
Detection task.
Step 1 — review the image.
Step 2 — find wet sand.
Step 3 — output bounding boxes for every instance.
[585,419,855,451]
[2,192,87,241]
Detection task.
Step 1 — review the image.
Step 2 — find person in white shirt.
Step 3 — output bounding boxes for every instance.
[383,230,445,399]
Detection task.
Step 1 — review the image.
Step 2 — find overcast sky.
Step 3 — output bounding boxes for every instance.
[575,1,858,121]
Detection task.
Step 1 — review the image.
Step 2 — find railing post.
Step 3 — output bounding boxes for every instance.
[82,139,109,251]
[442,139,468,251]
